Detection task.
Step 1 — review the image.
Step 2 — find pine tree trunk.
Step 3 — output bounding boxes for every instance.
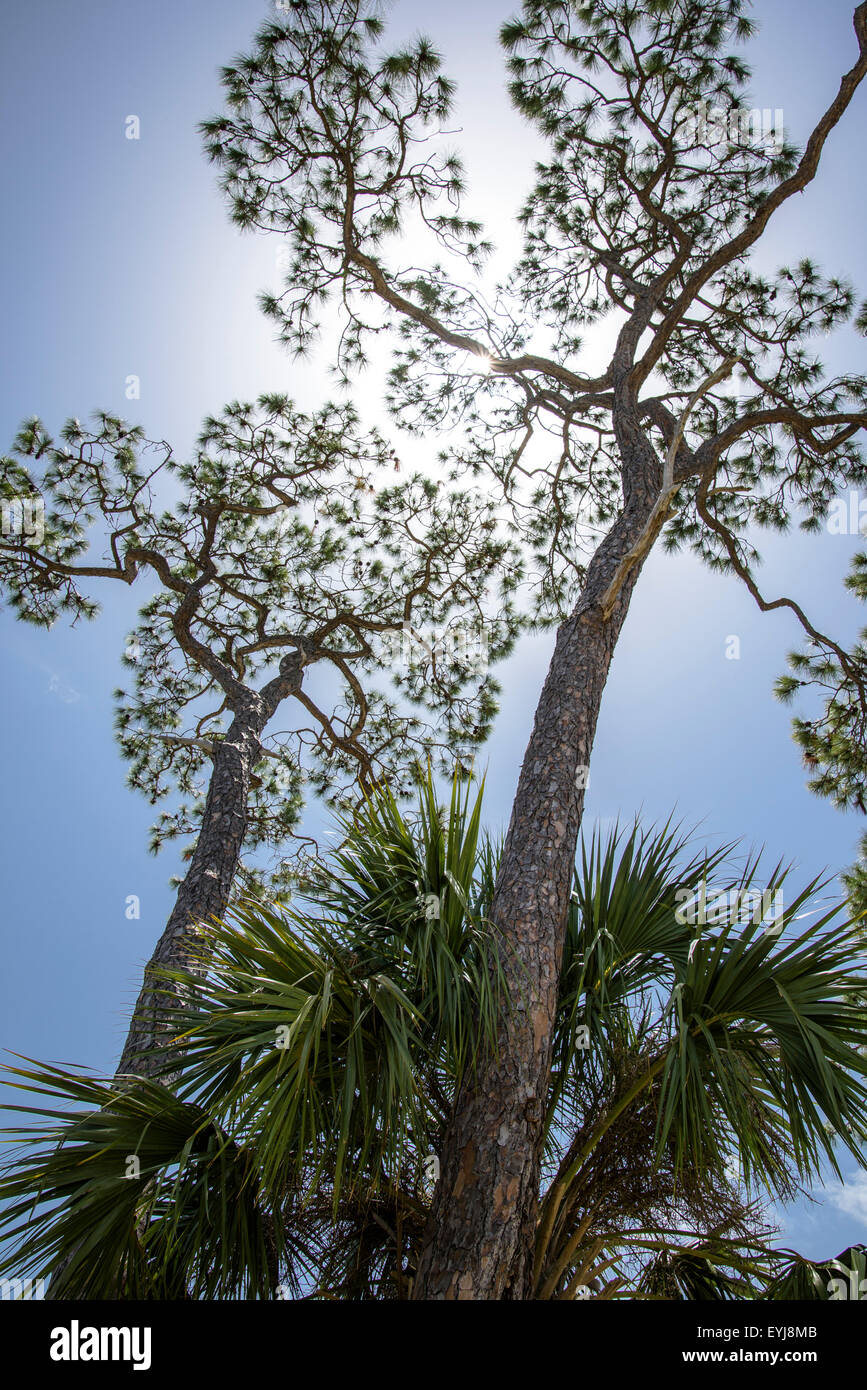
[48,708,264,1296]
[116,707,264,1078]
[412,461,660,1300]
[49,652,309,1296]
[115,649,307,1080]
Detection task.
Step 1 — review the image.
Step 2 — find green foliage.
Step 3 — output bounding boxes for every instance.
[638,1244,765,1301]
[158,772,505,1210]
[0,414,146,628]
[198,0,867,999]
[0,1064,278,1299]
[201,1,489,373]
[1,395,523,875]
[775,550,867,914]
[0,770,505,1299]
[3,779,866,1299]
[535,820,867,1297]
[4,0,867,1300]
[202,0,867,635]
[766,1243,867,1300]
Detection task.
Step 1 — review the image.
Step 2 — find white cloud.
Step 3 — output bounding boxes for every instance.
[46,672,80,704]
[818,1173,867,1230]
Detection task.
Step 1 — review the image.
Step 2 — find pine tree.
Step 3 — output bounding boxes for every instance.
[0,396,521,1076]
[198,0,867,1296]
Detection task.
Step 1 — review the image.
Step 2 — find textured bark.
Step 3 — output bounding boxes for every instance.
[116,650,307,1079]
[412,449,661,1300]
[47,709,265,1299]
[115,708,263,1078]
[46,646,307,1298]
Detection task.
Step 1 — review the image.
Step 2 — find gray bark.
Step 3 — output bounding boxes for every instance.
[116,649,307,1078]
[412,450,661,1300]
[115,710,263,1078]
[46,652,306,1297]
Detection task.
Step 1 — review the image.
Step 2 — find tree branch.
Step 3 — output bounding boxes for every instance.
[600,359,736,618]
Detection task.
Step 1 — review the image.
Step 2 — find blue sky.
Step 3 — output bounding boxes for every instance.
[2,0,867,1266]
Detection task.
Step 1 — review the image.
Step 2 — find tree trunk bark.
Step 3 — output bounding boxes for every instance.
[47,706,266,1297]
[47,652,307,1297]
[412,459,660,1300]
[115,649,308,1079]
[115,707,264,1078]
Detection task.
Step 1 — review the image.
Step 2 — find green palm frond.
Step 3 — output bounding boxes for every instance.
[553,819,733,1095]
[3,781,867,1301]
[163,901,427,1204]
[766,1244,867,1300]
[535,823,867,1299]
[656,882,867,1192]
[157,769,505,1205]
[0,1060,280,1299]
[637,1240,768,1301]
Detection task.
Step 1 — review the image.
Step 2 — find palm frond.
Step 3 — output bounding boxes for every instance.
[0,1059,279,1298]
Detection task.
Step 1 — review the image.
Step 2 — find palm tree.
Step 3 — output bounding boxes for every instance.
[3,774,867,1300]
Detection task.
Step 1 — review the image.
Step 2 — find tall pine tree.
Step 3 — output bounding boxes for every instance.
[1,396,521,1076]
[200,0,867,1296]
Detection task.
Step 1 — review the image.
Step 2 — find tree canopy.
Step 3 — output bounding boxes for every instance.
[1,394,521,887]
[202,0,867,623]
